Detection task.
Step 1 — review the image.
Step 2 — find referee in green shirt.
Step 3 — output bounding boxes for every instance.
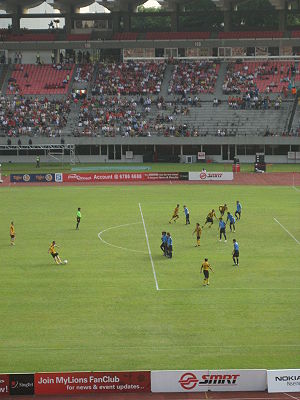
[76,208,82,230]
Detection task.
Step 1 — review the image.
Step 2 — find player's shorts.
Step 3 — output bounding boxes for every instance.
[51,252,58,258]
[233,250,239,257]
[77,217,81,223]
[197,235,200,240]
[220,228,226,234]
[10,235,15,239]
[168,245,173,252]
[203,270,209,279]
[206,217,213,223]
[172,214,178,218]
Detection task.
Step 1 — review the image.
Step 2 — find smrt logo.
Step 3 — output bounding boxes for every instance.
[178,373,198,390]
[200,172,207,180]
[178,373,240,390]
[10,381,18,389]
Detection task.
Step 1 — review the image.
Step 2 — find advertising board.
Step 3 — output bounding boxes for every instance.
[189,172,234,181]
[63,172,188,183]
[34,371,151,395]
[151,370,267,392]
[10,173,62,183]
[267,369,300,393]
[9,374,34,395]
[0,375,9,396]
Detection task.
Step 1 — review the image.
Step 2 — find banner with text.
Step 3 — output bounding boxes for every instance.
[151,370,267,392]
[267,369,300,393]
[10,173,63,183]
[63,172,188,183]
[189,172,234,181]
[0,375,9,397]
[34,371,151,395]
[9,374,34,395]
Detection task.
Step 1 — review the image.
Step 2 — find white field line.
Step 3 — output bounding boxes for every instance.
[138,202,159,291]
[292,186,300,192]
[1,344,300,351]
[98,222,147,254]
[159,287,300,291]
[284,393,300,400]
[273,217,300,245]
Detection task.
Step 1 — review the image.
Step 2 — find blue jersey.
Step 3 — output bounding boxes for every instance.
[162,234,167,243]
[236,203,242,212]
[227,213,235,223]
[167,236,173,246]
[184,207,189,216]
[234,242,239,251]
[219,220,226,229]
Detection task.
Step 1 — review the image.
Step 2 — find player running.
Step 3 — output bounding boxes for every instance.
[193,223,202,247]
[183,205,190,225]
[76,207,82,230]
[232,239,239,266]
[201,258,214,286]
[219,203,228,217]
[235,201,242,220]
[226,211,236,232]
[160,231,167,256]
[169,204,179,224]
[10,221,15,246]
[48,241,63,265]
[204,209,217,228]
[219,217,227,242]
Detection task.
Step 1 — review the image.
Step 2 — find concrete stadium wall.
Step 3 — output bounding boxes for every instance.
[7,50,52,64]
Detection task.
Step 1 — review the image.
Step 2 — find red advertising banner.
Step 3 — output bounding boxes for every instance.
[34,371,151,395]
[63,172,183,183]
[0,375,9,396]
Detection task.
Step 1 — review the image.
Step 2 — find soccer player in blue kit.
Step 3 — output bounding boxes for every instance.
[235,201,242,220]
[233,239,239,266]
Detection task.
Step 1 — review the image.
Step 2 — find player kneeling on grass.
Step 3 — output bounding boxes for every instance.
[201,258,214,286]
[160,231,168,256]
[169,204,179,224]
[48,241,63,265]
[166,232,173,258]
[219,218,227,242]
[232,239,239,266]
[226,212,236,232]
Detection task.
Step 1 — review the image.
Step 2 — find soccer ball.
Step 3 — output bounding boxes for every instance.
[64,260,68,264]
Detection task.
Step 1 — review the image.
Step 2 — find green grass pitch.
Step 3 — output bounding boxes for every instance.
[0,183,299,373]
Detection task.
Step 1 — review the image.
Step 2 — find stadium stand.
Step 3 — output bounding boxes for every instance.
[91,61,166,95]
[7,64,75,95]
[66,34,92,41]
[223,61,298,94]
[168,61,220,95]
[0,96,71,137]
[74,64,94,83]
[291,30,300,38]
[5,33,56,42]
[218,31,283,39]
[146,32,211,40]
[112,32,139,40]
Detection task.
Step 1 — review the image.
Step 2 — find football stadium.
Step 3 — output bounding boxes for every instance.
[0,0,299,398]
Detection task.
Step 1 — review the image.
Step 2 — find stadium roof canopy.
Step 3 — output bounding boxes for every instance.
[0,0,288,12]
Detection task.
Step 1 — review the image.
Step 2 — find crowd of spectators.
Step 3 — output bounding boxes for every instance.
[72,95,202,137]
[223,61,298,95]
[74,64,94,83]
[0,96,71,137]
[168,61,220,95]
[91,62,166,96]
[228,94,282,110]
